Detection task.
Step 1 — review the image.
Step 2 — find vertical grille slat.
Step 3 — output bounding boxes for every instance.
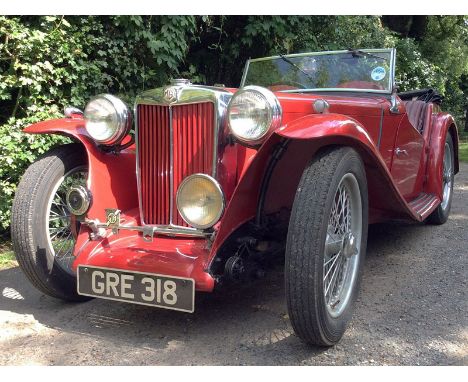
[149,105,154,224]
[137,102,215,226]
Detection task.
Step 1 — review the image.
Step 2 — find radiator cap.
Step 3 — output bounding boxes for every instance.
[171,78,191,86]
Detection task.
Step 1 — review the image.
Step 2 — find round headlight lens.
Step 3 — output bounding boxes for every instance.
[66,186,91,216]
[176,174,225,229]
[227,86,282,144]
[84,94,132,145]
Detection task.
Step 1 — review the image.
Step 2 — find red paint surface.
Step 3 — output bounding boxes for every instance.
[426,113,459,198]
[72,208,214,292]
[390,113,425,199]
[24,118,138,223]
[23,90,459,292]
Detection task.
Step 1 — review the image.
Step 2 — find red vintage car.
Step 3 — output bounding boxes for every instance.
[11,49,459,346]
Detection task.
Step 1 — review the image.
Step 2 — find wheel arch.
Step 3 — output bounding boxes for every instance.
[261,134,413,226]
[209,114,420,265]
[448,122,459,175]
[425,113,459,197]
[23,118,138,223]
[268,114,420,223]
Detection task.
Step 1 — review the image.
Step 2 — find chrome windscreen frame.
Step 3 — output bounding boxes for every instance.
[240,48,397,95]
[134,82,232,237]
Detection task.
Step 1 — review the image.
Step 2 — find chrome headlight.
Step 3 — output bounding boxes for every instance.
[176,174,225,229]
[227,85,282,145]
[84,94,132,145]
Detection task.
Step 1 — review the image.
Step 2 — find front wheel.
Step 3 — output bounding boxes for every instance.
[285,147,368,346]
[11,143,90,301]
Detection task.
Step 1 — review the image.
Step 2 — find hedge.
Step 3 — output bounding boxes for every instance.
[1,15,467,234]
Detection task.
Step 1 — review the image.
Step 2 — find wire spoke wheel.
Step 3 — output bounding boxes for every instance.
[285,147,367,346]
[323,173,362,317]
[441,142,453,210]
[46,166,87,275]
[428,133,454,225]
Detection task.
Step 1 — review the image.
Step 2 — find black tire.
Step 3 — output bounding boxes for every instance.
[427,133,454,225]
[285,146,368,346]
[11,143,90,302]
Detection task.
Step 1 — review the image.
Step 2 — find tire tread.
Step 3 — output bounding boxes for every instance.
[285,146,367,346]
[11,144,87,301]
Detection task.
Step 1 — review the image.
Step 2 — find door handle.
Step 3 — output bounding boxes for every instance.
[395,147,408,156]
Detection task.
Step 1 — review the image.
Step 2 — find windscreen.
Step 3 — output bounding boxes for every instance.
[243,50,393,93]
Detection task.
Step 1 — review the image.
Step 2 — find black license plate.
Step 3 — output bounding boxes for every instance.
[77,265,195,313]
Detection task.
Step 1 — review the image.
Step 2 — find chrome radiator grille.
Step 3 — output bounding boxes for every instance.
[137,102,215,226]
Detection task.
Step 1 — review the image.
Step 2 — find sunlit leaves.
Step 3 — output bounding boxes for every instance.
[0,15,467,233]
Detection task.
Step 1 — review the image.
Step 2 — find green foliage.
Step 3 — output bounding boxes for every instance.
[393,38,446,92]
[0,15,196,230]
[392,16,468,121]
[0,15,467,233]
[0,239,16,269]
[459,142,468,163]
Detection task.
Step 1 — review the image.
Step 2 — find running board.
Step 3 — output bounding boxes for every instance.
[408,193,440,220]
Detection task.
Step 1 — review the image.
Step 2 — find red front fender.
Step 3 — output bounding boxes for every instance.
[23,118,138,223]
[276,114,434,223]
[23,118,216,291]
[210,113,424,262]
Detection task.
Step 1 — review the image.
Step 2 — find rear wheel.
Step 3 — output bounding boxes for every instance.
[427,134,454,225]
[285,147,368,346]
[11,143,90,301]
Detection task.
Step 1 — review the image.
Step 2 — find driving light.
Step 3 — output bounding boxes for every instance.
[84,94,132,145]
[176,174,225,229]
[227,85,282,145]
[66,186,92,216]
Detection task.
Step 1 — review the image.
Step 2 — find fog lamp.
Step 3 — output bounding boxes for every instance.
[66,186,92,216]
[176,174,225,229]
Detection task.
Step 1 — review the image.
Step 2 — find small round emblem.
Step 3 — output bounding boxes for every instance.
[163,87,178,102]
[371,66,386,81]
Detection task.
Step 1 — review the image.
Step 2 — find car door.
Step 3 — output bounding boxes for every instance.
[388,102,425,199]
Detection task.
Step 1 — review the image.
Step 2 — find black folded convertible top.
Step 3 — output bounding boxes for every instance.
[397,88,444,105]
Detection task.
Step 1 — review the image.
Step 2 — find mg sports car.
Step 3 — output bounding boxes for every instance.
[11,48,459,346]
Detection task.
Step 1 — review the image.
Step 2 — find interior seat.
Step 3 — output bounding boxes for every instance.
[404,100,432,134]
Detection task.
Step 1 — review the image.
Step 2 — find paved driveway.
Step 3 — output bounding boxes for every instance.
[1,165,467,365]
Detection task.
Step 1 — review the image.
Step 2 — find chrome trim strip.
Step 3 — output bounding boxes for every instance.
[276,88,393,95]
[169,105,174,225]
[390,48,396,89]
[212,102,219,178]
[240,59,250,88]
[389,48,400,114]
[84,219,209,240]
[247,48,395,63]
[377,106,384,148]
[134,84,232,235]
[133,101,143,226]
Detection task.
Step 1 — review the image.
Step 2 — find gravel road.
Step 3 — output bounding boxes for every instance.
[1,165,467,366]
